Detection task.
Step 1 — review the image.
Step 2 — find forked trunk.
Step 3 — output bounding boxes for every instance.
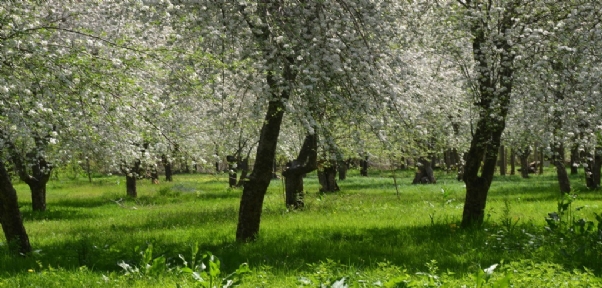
[461,3,514,227]
[282,134,317,208]
[318,161,339,192]
[0,160,31,254]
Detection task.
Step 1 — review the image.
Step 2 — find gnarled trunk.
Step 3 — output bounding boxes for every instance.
[0,160,31,254]
[282,134,317,208]
[18,157,52,212]
[318,160,339,192]
[412,157,436,184]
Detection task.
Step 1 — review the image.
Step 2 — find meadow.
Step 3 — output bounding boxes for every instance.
[0,168,601,287]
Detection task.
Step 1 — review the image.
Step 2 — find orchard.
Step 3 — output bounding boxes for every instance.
[1,1,601,286]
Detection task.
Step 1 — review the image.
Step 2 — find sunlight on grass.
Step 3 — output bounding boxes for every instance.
[1,169,601,286]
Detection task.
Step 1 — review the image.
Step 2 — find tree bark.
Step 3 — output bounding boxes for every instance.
[86,157,92,183]
[318,160,339,192]
[126,174,137,198]
[282,134,317,208]
[236,157,249,187]
[359,156,368,176]
[338,159,348,181]
[30,183,47,212]
[510,148,516,175]
[122,160,140,198]
[553,144,571,194]
[592,148,602,188]
[162,154,173,182]
[539,149,544,175]
[12,155,52,212]
[412,157,436,184]
[0,160,31,254]
[518,147,531,179]
[570,145,579,175]
[583,149,598,189]
[227,155,237,188]
[461,2,515,228]
[498,145,506,176]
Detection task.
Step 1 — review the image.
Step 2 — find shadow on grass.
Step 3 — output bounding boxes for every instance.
[53,197,118,209]
[21,207,97,222]
[1,221,599,278]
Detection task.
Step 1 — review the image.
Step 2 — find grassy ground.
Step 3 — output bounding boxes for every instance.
[0,168,601,287]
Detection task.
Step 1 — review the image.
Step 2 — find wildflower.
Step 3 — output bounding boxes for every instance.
[483,263,498,275]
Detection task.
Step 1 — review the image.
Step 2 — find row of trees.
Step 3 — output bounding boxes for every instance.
[1,0,600,253]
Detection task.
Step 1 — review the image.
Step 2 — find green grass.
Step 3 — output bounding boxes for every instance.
[1,168,601,287]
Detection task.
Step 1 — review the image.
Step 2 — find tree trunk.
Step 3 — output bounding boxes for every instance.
[338,160,348,181]
[162,155,173,182]
[318,160,339,192]
[285,168,304,208]
[237,99,288,241]
[86,157,92,183]
[227,155,237,188]
[30,183,47,212]
[282,134,317,208]
[122,160,140,198]
[461,3,514,228]
[570,145,579,175]
[412,157,436,184]
[126,174,137,198]
[499,145,506,176]
[359,156,368,176]
[518,148,531,179]
[583,149,597,189]
[0,160,31,254]
[590,148,602,189]
[510,148,516,175]
[553,144,571,194]
[539,149,544,175]
[236,157,249,187]
[236,32,296,242]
